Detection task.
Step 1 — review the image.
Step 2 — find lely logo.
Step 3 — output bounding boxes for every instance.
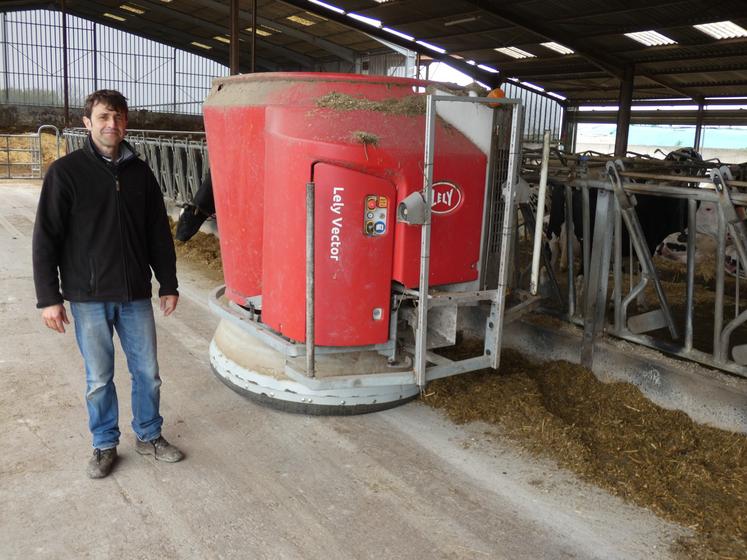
[431,182,462,215]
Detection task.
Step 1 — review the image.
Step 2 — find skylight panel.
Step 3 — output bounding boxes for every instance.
[494,46,535,59]
[383,27,414,41]
[307,0,345,15]
[191,41,211,50]
[444,16,478,27]
[103,12,126,22]
[213,36,230,44]
[307,11,327,21]
[286,15,317,26]
[246,27,273,37]
[119,4,145,15]
[477,64,498,73]
[541,42,574,55]
[694,21,747,40]
[624,30,677,46]
[347,13,382,28]
[521,81,544,92]
[416,40,446,54]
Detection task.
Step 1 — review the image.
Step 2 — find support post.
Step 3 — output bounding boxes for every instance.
[172,47,177,113]
[251,0,257,73]
[693,99,705,151]
[92,23,98,90]
[684,198,697,351]
[229,0,240,75]
[2,13,8,104]
[580,189,615,368]
[614,64,634,157]
[61,0,70,126]
[560,103,575,151]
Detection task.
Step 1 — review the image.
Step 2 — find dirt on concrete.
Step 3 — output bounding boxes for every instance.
[423,346,747,560]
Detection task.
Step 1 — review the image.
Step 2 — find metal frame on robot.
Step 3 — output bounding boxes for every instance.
[411,94,523,388]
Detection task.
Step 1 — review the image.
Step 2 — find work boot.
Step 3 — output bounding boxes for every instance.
[87,447,117,479]
[135,435,184,463]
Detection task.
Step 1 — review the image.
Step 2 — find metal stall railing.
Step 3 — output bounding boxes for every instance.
[0,133,41,178]
[522,149,747,378]
[62,128,209,204]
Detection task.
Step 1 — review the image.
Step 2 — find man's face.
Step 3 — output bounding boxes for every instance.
[83,102,127,152]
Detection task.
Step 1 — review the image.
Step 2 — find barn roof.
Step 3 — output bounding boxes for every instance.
[5,0,747,104]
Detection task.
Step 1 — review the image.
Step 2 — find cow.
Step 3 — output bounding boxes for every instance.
[655,201,719,266]
[175,171,215,242]
[546,149,705,274]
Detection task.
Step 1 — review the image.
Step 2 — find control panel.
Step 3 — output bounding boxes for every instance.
[364,194,388,237]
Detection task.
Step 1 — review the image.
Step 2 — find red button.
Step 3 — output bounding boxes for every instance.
[367,198,376,210]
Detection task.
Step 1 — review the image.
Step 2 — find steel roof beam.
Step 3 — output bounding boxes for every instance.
[110,0,316,68]
[0,0,54,10]
[190,0,357,63]
[548,5,747,37]
[72,6,281,73]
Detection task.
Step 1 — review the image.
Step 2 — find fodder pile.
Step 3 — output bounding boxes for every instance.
[169,219,223,284]
[424,347,747,560]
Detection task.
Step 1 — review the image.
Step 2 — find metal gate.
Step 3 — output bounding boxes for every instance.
[0,133,41,178]
[0,126,62,179]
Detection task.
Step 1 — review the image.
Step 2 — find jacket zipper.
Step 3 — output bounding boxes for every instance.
[113,167,131,300]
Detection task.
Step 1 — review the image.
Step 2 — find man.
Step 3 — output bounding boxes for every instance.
[33,90,184,479]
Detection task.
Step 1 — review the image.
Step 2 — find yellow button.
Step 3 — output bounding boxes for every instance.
[378,196,388,208]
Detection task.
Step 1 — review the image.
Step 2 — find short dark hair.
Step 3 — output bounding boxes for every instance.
[84,90,129,119]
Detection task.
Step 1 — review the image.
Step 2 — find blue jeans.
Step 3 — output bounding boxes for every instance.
[70,299,163,449]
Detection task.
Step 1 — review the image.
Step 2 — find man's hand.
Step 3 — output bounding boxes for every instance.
[41,303,69,333]
[160,295,178,316]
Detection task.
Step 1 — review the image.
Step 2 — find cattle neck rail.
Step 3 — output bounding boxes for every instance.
[522,149,747,379]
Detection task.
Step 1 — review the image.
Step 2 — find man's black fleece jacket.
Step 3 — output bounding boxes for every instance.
[32,138,178,308]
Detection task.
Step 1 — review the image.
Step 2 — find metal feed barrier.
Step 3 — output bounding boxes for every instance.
[522,148,747,378]
[63,128,209,204]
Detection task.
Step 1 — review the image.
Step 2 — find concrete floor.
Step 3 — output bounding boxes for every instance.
[1,182,688,559]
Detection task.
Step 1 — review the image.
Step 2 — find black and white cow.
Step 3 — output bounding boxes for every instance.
[546,148,704,273]
[175,172,215,242]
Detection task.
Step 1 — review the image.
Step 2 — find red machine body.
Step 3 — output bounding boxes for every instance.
[203,73,487,347]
